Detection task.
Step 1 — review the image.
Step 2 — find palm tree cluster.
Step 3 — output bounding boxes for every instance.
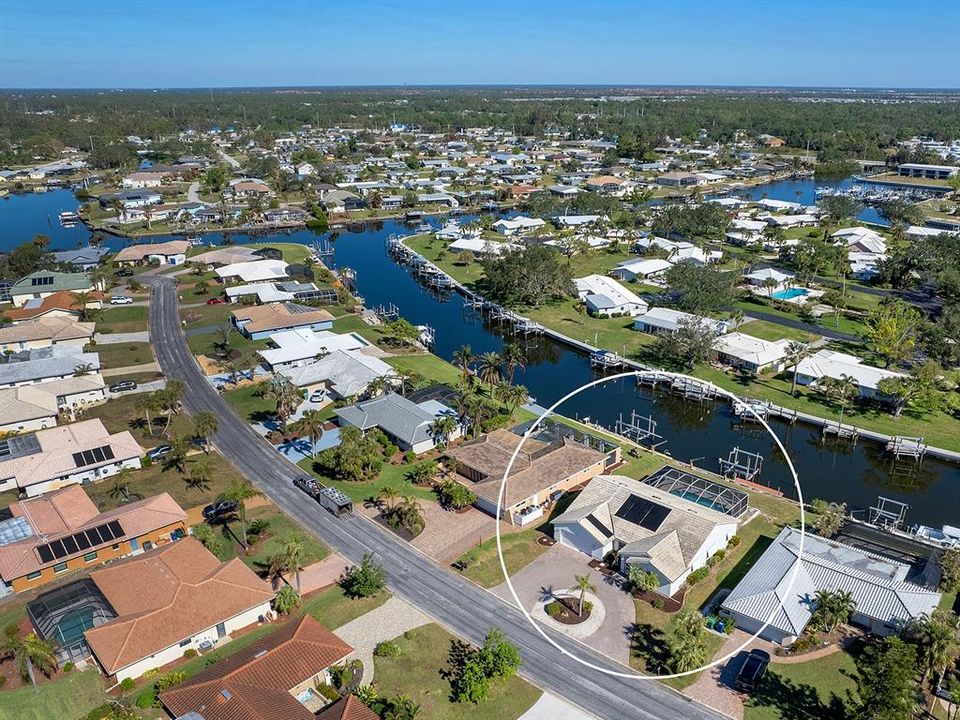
[450,343,529,435]
[810,589,856,633]
[376,488,425,537]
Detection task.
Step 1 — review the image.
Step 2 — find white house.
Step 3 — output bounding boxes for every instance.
[610,257,673,282]
[0,374,107,433]
[258,328,370,372]
[492,216,546,236]
[634,307,729,336]
[795,349,906,399]
[712,332,792,373]
[447,237,516,256]
[215,259,290,284]
[574,274,648,317]
[553,472,740,597]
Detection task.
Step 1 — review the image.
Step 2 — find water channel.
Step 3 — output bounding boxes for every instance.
[2,181,957,527]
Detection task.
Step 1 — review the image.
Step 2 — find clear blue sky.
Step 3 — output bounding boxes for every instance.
[2,0,958,89]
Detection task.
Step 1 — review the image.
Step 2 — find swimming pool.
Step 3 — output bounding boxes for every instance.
[770,287,810,301]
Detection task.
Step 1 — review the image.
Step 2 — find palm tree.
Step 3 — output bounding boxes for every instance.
[187,458,212,492]
[365,375,389,399]
[377,487,400,512]
[906,609,960,692]
[193,411,219,453]
[476,351,503,386]
[108,466,134,503]
[397,496,425,536]
[500,384,529,413]
[573,574,596,617]
[2,624,57,691]
[824,374,859,424]
[266,375,300,435]
[225,478,263,551]
[160,380,186,437]
[299,409,325,459]
[136,392,157,435]
[452,345,474,384]
[270,533,306,593]
[811,589,856,632]
[73,290,95,321]
[627,564,659,594]
[429,415,458,445]
[785,341,814,397]
[166,434,191,474]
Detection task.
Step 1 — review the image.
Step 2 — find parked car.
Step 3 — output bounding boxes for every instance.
[735,649,770,693]
[110,295,133,305]
[309,390,325,403]
[108,380,137,393]
[206,297,226,305]
[145,444,172,460]
[294,475,321,497]
[202,499,239,522]
[116,268,134,277]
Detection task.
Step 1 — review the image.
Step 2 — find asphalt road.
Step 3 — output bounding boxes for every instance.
[147,277,726,720]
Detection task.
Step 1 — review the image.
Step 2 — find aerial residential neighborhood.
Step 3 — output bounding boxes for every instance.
[0,3,959,720]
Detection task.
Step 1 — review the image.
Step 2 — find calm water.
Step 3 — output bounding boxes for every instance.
[1,184,957,527]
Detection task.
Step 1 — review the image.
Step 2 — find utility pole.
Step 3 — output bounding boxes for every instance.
[89,135,95,153]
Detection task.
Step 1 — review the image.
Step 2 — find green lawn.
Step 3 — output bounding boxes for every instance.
[0,667,106,720]
[385,353,462,386]
[87,451,247,512]
[373,623,542,720]
[79,393,195,447]
[100,370,164,385]
[95,305,148,333]
[187,328,269,360]
[244,241,314,264]
[180,303,234,327]
[738,319,819,343]
[89,341,154,369]
[743,644,861,720]
[297,458,438,504]
[223,384,277,424]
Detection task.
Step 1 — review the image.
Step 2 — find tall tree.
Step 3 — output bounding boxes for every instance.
[299,409,325,459]
[864,301,922,368]
[2,624,57,691]
[573,574,596,618]
[856,637,919,720]
[270,533,306,593]
[785,341,814,397]
[225,478,263,550]
[193,411,219,453]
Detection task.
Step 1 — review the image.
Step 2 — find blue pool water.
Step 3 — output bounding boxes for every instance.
[770,287,810,301]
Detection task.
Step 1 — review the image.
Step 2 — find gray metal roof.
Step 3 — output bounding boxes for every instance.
[279,350,393,398]
[722,526,941,638]
[335,392,438,446]
[2,347,100,384]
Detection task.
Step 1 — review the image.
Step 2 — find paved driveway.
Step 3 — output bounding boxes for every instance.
[410,502,518,565]
[95,330,150,344]
[519,692,598,720]
[492,544,635,665]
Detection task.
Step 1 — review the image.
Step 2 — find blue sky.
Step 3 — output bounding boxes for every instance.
[1,0,958,89]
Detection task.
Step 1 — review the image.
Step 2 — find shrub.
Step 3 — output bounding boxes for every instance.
[183,648,198,659]
[403,450,417,464]
[141,456,153,468]
[156,670,187,692]
[339,553,386,598]
[687,567,710,585]
[0,675,5,688]
[63,661,75,673]
[374,640,403,657]
[118,677,135,692]
[790,634,817,653]
[546,602,562,619]
[247,518,270,537]
[727,535,741,548]
[141,668,160,680]
[651,597,665,610]
[135,691,155,709]
[314,682,341,701]
[707,549,726,567]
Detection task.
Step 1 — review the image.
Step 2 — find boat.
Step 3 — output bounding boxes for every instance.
[59,210,80,224]
[913,524,960,548]
[416,222,432,233]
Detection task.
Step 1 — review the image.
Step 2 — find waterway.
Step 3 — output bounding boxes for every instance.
[2,182,957,528]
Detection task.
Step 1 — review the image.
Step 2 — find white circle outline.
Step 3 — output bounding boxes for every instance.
[495,370,805,679]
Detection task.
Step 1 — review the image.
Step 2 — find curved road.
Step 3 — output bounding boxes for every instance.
[148,278,725,720]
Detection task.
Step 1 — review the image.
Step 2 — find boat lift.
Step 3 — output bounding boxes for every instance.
[718,446,763,483]
[868,496,910,531]
[615,410,663,447]
[886,436,927,463]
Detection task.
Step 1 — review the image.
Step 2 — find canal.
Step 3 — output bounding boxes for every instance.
[1,183,957,527]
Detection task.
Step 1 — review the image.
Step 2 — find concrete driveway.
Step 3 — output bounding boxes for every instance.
[410,502,517,565]
[519,692,598,720]
[492,543,635,665]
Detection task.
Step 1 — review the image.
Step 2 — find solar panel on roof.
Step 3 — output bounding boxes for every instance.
[585,513,613,539]
[85,527,103,546]
[106,520,123,539]
[49,540,68,559]
[37,544,55,563]
[615,494,670,532]
[74,532,91,551]
[73,445,115,469]
[61,535,79,554]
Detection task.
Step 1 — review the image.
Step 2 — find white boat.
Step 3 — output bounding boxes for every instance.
[913,524,960,548]
[59,210,80,223]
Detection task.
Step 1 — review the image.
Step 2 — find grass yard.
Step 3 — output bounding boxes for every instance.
[223,383,277,424]
[526,299,657,358]
[95,305,148,333]
[187,327,269,360]
[738,319,819,343]
[79,393,195,446]
[102,370,164,385]
[87,451,247,511]
[89,341,154,369]
[743,644,861,720]
[385,352,462,386]
[180,303,234,326]
[373,623,542,720]
[0,667,106,720]
[297,458,438,504]
[629,604,726,690]
[244,241,314,264]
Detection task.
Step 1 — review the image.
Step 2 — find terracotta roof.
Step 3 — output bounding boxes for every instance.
[161,614,354,720]
[85,538,274,675]
[448,429,606,508]
[3,291,94,322]
[114,240,189,262]
[0,486,186,581]
[316,696,380,720]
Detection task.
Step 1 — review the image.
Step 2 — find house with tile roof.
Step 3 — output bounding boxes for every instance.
[0,484,186,595]
[161,615,363,720]
[0,316,95,352]
[721,526,941,645]
[278,350,395,400]
[0,373,107,433]
[84,537,275,681]
[0,418,142,497]
[2,290,98,323]
[553,473,738,596]
[231,302,334,340]
[113,240,189,266]
[446,427,618,526]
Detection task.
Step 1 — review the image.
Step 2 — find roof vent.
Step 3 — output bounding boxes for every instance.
[220,689,232,700]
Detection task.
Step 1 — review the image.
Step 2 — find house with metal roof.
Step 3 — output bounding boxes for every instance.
[795,349,905,399]
[553,471,740,596]
[574,274,648,317]
[2,345,101,387]
[279,350,394,400]
[51,246,110,271]
[721,526,941,645]
[712,332,792,374]
[335,392,459,454]
[10,271,97,307]
[258,328,369,372]
[633,307,729,336]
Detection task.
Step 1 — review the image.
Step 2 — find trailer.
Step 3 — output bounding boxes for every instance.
[317,486,353,517]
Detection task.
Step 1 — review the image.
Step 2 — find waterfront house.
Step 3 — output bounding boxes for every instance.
[574,274,649,317]
[335,392,460,454]
[712,332,792,374]
[10,271,97,307]
[81,538,274,682]
[744,267,795,291]
[552,214,608,228]
[231,302,334,340]
[113,240,189,267]
[98,190,162,210]
[160,615,362,720]
[553,471,739,596]
[0,316,94,352]
[447,236,516,256]
[492,216,546,235]
[226,178,272,199]
[121,171,168,189]
[216,259,290,284]
[278,349,395,400]
[585,175,632,196]
[610,257,673,283]
[794,349,905,399]
[258,328,369,372]
[446,427,618,526]
[721,526,941,645]
[0,418,142,498]
[633,307,729,336]
[656,172,700,187]
[0,485,185,596]
[51,247,110,271]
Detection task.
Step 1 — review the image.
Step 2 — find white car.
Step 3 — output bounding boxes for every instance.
[309,390,325,403]
[110,296,133,305]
